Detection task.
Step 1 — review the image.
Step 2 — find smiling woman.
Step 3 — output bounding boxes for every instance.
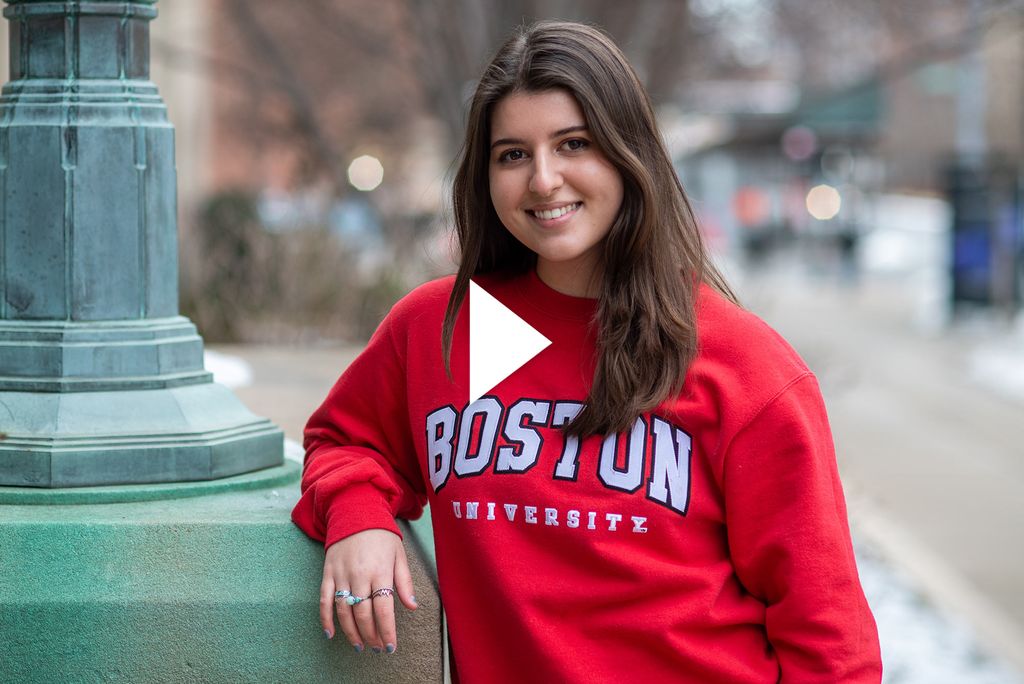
[488,90,624,298]
[293,20,882,684]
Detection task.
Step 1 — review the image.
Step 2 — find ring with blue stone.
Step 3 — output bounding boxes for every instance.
[334,589,365,606]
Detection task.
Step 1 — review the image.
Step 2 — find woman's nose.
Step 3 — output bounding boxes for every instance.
[528,154,563,196]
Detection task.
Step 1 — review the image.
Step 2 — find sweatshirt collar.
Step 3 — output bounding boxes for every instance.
[520,268,598,322]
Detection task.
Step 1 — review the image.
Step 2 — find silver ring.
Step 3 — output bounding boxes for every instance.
[370,587,395,600]
[335,589,365,605]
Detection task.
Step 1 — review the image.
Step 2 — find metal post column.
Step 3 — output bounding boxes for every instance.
[0,0,282,487]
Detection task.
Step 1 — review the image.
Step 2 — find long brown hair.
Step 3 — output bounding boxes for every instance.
[443,20,736,437]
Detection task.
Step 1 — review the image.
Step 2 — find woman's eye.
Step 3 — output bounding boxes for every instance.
[563,138,589,152]
[498,149,526,163]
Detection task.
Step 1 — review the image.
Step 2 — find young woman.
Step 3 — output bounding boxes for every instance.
[293,21,882,683]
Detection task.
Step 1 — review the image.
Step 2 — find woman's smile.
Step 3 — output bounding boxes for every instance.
[527,201,582,224]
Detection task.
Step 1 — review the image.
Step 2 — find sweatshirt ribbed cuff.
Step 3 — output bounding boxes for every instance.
[324,483,403,550]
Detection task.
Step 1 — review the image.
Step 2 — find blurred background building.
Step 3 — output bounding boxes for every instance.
[0,0,1010,345]
[5,0,1018,344]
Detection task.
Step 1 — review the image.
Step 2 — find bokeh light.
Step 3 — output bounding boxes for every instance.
[347,155,384,192]
[805,184,841,220]
[781,125,818,162]
[733,186,772,227]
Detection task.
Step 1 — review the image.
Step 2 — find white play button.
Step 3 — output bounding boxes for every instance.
[469,280,551,404]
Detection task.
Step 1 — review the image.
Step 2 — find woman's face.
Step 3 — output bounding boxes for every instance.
[488,89,624,298]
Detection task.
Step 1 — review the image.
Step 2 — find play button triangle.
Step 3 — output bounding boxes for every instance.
[469,280,551,405]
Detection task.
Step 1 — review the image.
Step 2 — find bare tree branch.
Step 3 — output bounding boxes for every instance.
[228,0,349,193]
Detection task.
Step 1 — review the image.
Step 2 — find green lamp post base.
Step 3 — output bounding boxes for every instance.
[0,381,283,488]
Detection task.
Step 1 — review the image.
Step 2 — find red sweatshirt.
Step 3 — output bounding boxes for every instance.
[292,270,882,683]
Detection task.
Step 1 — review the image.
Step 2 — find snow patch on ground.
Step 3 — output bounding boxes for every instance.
[968,343,1024,403]
[284,439,305,464]
[857,540,1024,684]
[203,349,254,389]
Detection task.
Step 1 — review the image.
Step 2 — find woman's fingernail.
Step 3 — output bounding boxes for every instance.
[323,629,332,639]
[386,643,396,654]
[410,595,417,605]
[353,643,364,653]
[371,646,383,654]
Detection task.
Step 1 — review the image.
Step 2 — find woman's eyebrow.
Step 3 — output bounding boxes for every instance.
[490,124,589,149]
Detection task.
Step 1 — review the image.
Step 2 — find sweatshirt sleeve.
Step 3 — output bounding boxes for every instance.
[723,373,882,683]
[291,311,427,549]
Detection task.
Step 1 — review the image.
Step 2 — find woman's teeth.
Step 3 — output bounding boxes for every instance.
[531,202,580,220]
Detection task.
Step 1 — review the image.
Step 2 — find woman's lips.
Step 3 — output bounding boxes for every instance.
[527,201,582,224]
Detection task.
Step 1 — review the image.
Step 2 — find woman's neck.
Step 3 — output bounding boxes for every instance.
[535,260,602,299]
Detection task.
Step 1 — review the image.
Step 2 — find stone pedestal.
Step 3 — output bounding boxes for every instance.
[0,462,445,683]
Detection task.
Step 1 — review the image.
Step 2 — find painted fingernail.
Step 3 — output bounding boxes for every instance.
[410,595,417,606]
[323,629,332,640]
[353,643,364,653]
[371,646,383,654]
[386,643,396,654]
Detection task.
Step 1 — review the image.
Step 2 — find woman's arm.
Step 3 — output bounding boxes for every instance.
[291,312,427,653]
[723,373,882,683]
